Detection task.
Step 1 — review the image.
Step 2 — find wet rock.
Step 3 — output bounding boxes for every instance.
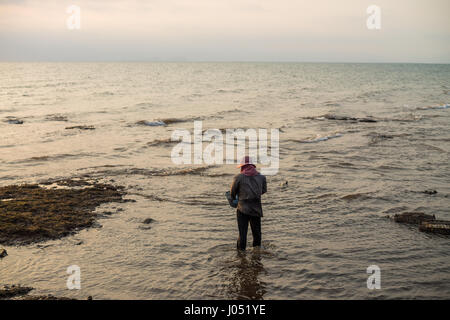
[87,296,93,300]
[143,218,155,224]
[139,218,155,230]
[393,212,436,224]
[4,117,23,124]
[0,179,125,246]
[419,220,450,235]
[91,222,103,229]
[423,190,437,195]
[325,115,358,121]
[0,285,33,299]
[8,119,24,124]
[45,114,68,122]
[0,249,7,258]
[65,125,95,130]
[368,134,394,145]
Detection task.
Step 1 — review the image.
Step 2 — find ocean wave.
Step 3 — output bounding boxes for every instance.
[92,91,115,96]
[412,143,447,153]
[135,117,200,127]
[0,108,16,114]
[289,133,343,143]
[213,108,244,117]
[384,114,423,122]
[215,88,244,94]
[45,114,68,122]
[146,138,180,147]
[11,152,96,164]
[366,132,395,145]
[416,104,449,111]
[305,114,378,123]
[341,193,372,201]
[90,165,216,178]
[324,102,341,107]
[134,102,157,108]
[304,113,431,123]
[131,192,225,206]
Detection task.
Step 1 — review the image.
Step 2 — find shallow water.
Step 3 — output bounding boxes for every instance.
[1,62,449,299]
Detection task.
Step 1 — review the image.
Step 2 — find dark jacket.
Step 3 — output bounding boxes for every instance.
[230,173,267,217]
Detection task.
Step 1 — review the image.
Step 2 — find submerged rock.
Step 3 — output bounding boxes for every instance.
[4,117,23,124]
[65,125,95,130]
[393,212,436,224]
[324,114,358,121]
[46,114,68,122]
[136,118,188,127]
[419,220,450,235]
[423,190,438,195]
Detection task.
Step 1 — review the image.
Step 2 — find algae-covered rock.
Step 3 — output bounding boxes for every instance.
[0,179,125,245]
[419,220,450,235]
[0,285,33,299]
[393,212,436,224]
[65,125,95,130]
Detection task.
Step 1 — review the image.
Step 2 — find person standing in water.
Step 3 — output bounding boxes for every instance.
[230,156,267,250]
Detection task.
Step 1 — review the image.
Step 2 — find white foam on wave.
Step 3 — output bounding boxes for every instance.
[299,133,343,143]
[137,120,166,126]
[416,104,450,110]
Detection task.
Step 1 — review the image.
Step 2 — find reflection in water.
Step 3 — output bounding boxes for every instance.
[227,249,267,300]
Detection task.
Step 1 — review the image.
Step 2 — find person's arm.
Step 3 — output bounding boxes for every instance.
[230,175,240,200]
[262,176,267,195]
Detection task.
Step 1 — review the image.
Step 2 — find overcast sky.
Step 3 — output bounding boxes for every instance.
[0,0,449,62]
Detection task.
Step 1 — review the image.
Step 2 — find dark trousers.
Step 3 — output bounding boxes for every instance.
[236,210,261,250]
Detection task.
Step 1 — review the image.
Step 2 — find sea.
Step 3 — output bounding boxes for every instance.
[0,62,449,299]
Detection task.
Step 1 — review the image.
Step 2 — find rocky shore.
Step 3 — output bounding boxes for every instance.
[0,178,126,246]
[387,212,450,235]
[0,285,80,300]
[0,178,128,300]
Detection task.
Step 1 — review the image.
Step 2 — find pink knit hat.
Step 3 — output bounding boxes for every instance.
[236,156,254,168]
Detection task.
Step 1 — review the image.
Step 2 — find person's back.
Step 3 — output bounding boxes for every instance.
[230,156,267,250]
[231,173,266,217]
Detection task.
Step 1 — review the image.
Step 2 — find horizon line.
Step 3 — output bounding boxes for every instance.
[1,60,449,64]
